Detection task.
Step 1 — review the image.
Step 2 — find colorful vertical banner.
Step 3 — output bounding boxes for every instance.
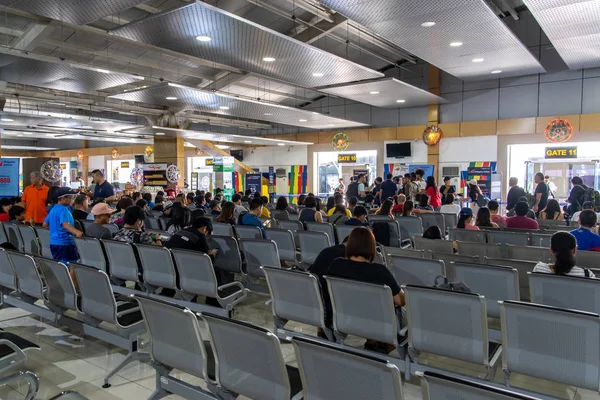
[288,165,308,204]
[466,162,494,195]
[461,162,497,192]
[0,158,20,199]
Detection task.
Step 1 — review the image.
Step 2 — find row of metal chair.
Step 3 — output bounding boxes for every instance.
[448,228,553,246]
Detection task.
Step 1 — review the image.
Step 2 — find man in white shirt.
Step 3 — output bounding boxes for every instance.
[415,169,426,193]
[440,197,460,215]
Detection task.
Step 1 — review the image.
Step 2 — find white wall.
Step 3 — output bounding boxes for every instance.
[383,140,428,164]
[242,145,308,169]
[88,155,105,172]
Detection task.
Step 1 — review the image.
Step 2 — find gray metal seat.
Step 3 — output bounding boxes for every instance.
[74,237,108,273]
[134,295,218,400]
[101,240,142,285]
[134,244,177,293]
[0,223,7,245]
[79,219,95,234]
[264,229,297,265]
[485,258,536,302]
[413,237,454,254]
[396,216,423,243]
[201,313,302,400]
[506,245,552,263]
[146,216,160,230]
[171,249,246,311]
[36,257,78,315]
[2,223,24,252]
[372,221,402,247]
[272,210,290,221]
[404,285,501,380]
[441,213,458,232]
[34,227,52,259]
[72,264,148,388]
[385,247,424,259]
[335,224,358,243]
[17,225,40,256]
[325,276,400,349]
[500,300,600,393]
[297,231,331,268]
[0,248,16,293]
[209,236,243,274]
[305,221,335,244]
[262,266,333,341]
[529,233,551,247]
[457,241,503,259]
[0,332,40,400]
[6,252,44,302]
[157,217,167,231]
[212,222,235,237]
[573,249,600,269]
[235,225,263,240]
[449,228,488,243]
[488,231,529,246]
[293,336,405,400]
[277,220,303,233]
[451,262,520,318]
[420,371,539,400]
[431,252,481,265]
[529,271,600,314]
[103,223,119,236]
[389,255,445,287]
[239,239,280,279]
[368,215,393,224]
[420,213,446,234]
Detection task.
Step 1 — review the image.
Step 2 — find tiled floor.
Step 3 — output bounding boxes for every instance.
[0,292,595,399]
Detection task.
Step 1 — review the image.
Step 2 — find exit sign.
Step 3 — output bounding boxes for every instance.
[545,146,577,159]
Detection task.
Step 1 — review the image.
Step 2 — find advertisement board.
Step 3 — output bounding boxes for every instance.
[0,158,20,199]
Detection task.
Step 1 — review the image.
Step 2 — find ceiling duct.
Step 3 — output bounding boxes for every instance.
[156,113,179,128]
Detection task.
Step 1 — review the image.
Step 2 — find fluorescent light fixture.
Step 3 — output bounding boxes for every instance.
[421,21,436,27]
[262,57,276,62]
[216,144,230,149]
[244,140,252,143]
[312,112,319,114]
[277,143,285,146]
[0,145,59,150]
[166,97,177,100]
[472,58,484,63]
[219,106,230,110]
[81,126,93,129]
[263,113,273,116]
[369,91,380,94]
[450,42,463,47]
[0,118,14,122]
[155,132,165,136]
[312,72,324,77]
[23,132,32,135]
[96,68,110,73]
[396,99,406,103]
[491,70,502,74]
[196,35,212,42]
[299,119,308,122]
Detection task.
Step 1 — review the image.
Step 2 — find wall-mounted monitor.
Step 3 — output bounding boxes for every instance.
[386,142,412,158]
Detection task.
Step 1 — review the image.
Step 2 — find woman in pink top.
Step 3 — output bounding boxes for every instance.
[456,207,480,230]
[425,176,442,211]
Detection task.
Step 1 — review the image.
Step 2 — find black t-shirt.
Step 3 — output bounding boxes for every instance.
[568,184,587,210]
[72,209,89,220]
[165,227,211,255]
[380,180,397,201]
[152,205,164,212]
[308,245,346,277]
[327,258,401,296]
[535,182,549,210]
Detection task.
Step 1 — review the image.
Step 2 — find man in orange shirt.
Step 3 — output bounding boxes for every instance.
[22,171,49,225]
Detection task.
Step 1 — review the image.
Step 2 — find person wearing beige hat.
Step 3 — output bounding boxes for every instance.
[86,203,116,240]
[467,178,485,215]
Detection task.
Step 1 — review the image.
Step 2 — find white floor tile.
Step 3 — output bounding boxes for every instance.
[70,375,153,400]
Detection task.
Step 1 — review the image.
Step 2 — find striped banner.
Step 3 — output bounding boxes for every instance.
[288,165,308,204]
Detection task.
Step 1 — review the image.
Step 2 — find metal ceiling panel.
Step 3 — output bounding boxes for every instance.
[111,1,383,88]
[320,0,545,80]
[0,0,149,25]
[109,83,368,129]
[318,78,445,108]
[522,0,600,69]
[0,56,143,93]
[151,127,314,146]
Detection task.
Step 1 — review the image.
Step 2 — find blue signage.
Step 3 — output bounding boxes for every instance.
[409,164,435,180]
[0,158,20,199]
[246,173,262,194]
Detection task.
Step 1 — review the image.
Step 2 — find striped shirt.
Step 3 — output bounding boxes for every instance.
[533,262,596,278]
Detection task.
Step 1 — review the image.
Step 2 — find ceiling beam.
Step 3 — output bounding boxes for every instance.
[282,0,334,23]
[294,14,347,44]
[10,22,54,51]
[231,82,314,102]
[198,72,249,91]
[497,0,520,20]
[186,138,254,174]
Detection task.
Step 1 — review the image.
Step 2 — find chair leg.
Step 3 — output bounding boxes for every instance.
[103,350,150,388]
[147,363,172,400]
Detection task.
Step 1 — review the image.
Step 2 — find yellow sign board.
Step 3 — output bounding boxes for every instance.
[337,154,357,163]
[545,146,577,159]
[205,158,214,166]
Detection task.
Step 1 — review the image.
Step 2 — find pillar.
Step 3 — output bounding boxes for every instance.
[80,140,89,185]
[427,65,441,179]
[153,136,185,188]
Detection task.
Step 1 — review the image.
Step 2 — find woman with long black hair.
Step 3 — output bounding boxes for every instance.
[533,231,595,277]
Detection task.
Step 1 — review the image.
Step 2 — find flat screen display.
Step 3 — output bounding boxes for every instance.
[386,142,411,158]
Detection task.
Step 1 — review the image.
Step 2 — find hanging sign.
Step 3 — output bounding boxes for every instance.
[120,162,130,168]
[337,153,357,163]
[545,146,577,159]
[246,173,262,194]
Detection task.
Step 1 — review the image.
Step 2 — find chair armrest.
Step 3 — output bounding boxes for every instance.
[116,305,141,318]
[217,281,248,308]
[0,339,27,373]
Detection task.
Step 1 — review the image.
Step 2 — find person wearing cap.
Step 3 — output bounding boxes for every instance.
[22,171,50,225]
[455,207,479,230]
[114,206,161,245]
[209,199,221,216]
[42,188,83,263]
[86,203,116,240]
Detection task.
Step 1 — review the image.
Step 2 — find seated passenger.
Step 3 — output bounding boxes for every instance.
[401,200,415,217]
[298,196,323,223]
[344,205,369,226]
[260,196,271,219]
[151,195,165,212]
[416,194,434,212]
[488,200,506,227]
[475,207,499,229]
[456,207,480,230]
[239,198,266,227]
[570,210,600,251]
[570,201,595,224]
[347,196,358,215]
[166,206,191,235]
[114,206,161,245]
[71,195,89,221]
[209,200,222,216]
[329,204,350,225]
[540,199,564,221]
[85,203,115,240]
[216,201,237,225]
[375,199,395,220]
[505,202,539,230]
[440,193,460,215]
[391,194,405,214]
[423,226,442,240]
[8,205,25,224]
[274,196,294,220]
[533,231,595,277]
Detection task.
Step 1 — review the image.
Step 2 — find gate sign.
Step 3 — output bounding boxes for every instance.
[246,173,262,194]
[0,158,20,199]
[545,146,577,159]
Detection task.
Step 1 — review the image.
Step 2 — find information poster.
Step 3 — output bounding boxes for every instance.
[246,173,262,194]
[467,165,492,195]
[0,158,20,199]
[409,164,435,179]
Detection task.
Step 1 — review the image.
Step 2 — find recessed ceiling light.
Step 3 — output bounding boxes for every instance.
[263,113,273,116]
[299,119,308,122]
[369,91,380,95]
[277,143,285,146]
[166,97,177,100]
[449,42,463,47]
[23,132,32,135]
[263,57,276,62]
[155,132,165,136]
[196,35,212,42]
[219,106,230,110]
[81,126,93,129]
[312,72,324,77]
[96,68,110,73]
[491,70,502,74]
[396,99,406,103]
[312,112,319,114]
[0,118,14,122]
[244,140,252,143]
[472,58,484,63]
[421,21,436,27]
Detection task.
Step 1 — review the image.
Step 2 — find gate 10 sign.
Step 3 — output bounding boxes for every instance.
[545,146,577,159]
[337,154,357,163]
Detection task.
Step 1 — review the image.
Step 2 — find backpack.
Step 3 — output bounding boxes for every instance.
[523,192,536,207]
[346,181,359,199]
[582,187,600,210]
[329,213,349,226]
[434,275,471,293]
[476,194,489,208]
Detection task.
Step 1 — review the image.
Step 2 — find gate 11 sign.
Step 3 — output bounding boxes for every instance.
[545,146,577,159]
